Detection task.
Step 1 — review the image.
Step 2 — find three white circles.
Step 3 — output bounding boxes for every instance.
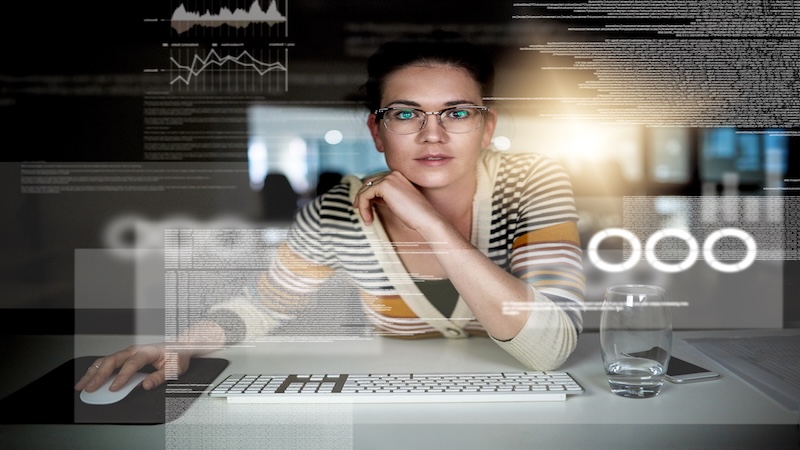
[587,227,757,273]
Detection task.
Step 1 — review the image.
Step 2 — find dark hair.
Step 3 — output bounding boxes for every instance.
[360,30,495,113]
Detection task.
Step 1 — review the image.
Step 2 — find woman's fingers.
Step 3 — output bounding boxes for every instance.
[74,348,133,392]
[73,358,107,392]
[354,177,383,224]
[354,172,437,230]
[74,344,166,392]
[108,347,158,391]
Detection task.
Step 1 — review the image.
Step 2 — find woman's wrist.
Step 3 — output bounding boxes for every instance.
[175,320,228,356]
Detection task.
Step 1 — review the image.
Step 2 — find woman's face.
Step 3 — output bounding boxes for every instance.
[367,64,496,191]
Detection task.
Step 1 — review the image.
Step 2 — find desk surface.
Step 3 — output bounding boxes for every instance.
[2,329,799,449]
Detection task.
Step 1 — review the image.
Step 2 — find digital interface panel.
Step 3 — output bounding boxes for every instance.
[1,0,797,333]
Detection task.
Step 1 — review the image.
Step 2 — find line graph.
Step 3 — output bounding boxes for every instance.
[171,0,287,36]
[170,47,288,92]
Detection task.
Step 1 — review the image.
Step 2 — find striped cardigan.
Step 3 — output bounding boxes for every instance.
[210,149,586,370]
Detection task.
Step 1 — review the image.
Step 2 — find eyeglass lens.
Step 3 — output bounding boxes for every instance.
[382,107,484,134]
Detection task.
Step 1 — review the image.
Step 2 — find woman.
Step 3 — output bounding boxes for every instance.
[76,30,585,395]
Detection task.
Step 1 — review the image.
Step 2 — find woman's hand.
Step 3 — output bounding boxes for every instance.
[73,342,192,393]
[353,171,442,230]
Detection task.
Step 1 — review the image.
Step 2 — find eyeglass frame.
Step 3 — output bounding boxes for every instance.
[372,105,490,134]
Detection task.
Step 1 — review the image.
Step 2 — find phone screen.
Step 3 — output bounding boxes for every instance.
[626,348,714,376]
[667,356,712,376]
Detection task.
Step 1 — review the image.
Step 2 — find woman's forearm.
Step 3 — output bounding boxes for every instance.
[419,219,533,340]
[174,320,228,357]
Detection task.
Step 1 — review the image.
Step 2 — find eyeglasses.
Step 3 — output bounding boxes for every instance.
[373,105,489,135]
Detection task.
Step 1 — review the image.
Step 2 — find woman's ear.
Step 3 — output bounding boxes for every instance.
[367,114,386,153]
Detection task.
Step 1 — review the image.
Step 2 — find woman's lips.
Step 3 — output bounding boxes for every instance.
[415,155,452,165]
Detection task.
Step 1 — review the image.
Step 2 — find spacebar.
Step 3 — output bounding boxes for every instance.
[225,392,567,404]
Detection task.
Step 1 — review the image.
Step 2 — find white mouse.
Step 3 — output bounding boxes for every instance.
[80,372,148,405]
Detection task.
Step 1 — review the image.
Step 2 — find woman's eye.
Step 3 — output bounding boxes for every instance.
[393,110,417,120]
[448,109,471,119]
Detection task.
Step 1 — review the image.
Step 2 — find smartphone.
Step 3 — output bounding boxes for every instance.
[626,348,720,384]
[665,356,720,384]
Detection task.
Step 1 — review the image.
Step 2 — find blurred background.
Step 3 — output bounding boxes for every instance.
[0,0,797,338]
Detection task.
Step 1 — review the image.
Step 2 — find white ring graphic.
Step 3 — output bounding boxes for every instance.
[703,228,757,273]
[645,228,699,273]
[587,228,642,273]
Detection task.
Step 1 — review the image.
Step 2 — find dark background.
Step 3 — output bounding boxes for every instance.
[0,0,797,337]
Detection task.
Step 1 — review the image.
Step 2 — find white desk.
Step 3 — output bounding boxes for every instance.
[2,330,799,449]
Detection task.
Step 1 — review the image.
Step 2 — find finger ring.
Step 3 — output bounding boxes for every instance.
[366,180,373,187]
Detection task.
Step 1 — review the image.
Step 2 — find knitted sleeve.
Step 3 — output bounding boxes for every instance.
[206,194,337,342]
[489,154,585,370]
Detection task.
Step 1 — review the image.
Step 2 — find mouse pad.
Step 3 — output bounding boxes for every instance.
[0,356,228,425]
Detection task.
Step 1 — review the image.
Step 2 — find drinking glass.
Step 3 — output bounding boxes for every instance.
[600,284,673,398]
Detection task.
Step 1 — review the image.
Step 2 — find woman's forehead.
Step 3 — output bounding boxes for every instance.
[381,65,482,105]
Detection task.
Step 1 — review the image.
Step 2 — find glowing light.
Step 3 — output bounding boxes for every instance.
[248,140,268,190]
[645,228,698,273]
[493,136,511,151]
[103,213,148,257]
[588,227,757,273]
[703,228,757,273]
[587,228,642,273]
[284,137,309,193]
[324,129,343,145]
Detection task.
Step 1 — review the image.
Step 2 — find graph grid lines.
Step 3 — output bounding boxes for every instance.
[169,47,288,92]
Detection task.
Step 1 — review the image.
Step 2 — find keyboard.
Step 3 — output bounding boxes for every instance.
[208,371,584,403]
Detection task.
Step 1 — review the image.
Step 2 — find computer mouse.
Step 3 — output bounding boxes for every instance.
[79,372,148,405]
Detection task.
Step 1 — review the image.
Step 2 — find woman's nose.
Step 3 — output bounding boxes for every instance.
[418,114,447,142]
